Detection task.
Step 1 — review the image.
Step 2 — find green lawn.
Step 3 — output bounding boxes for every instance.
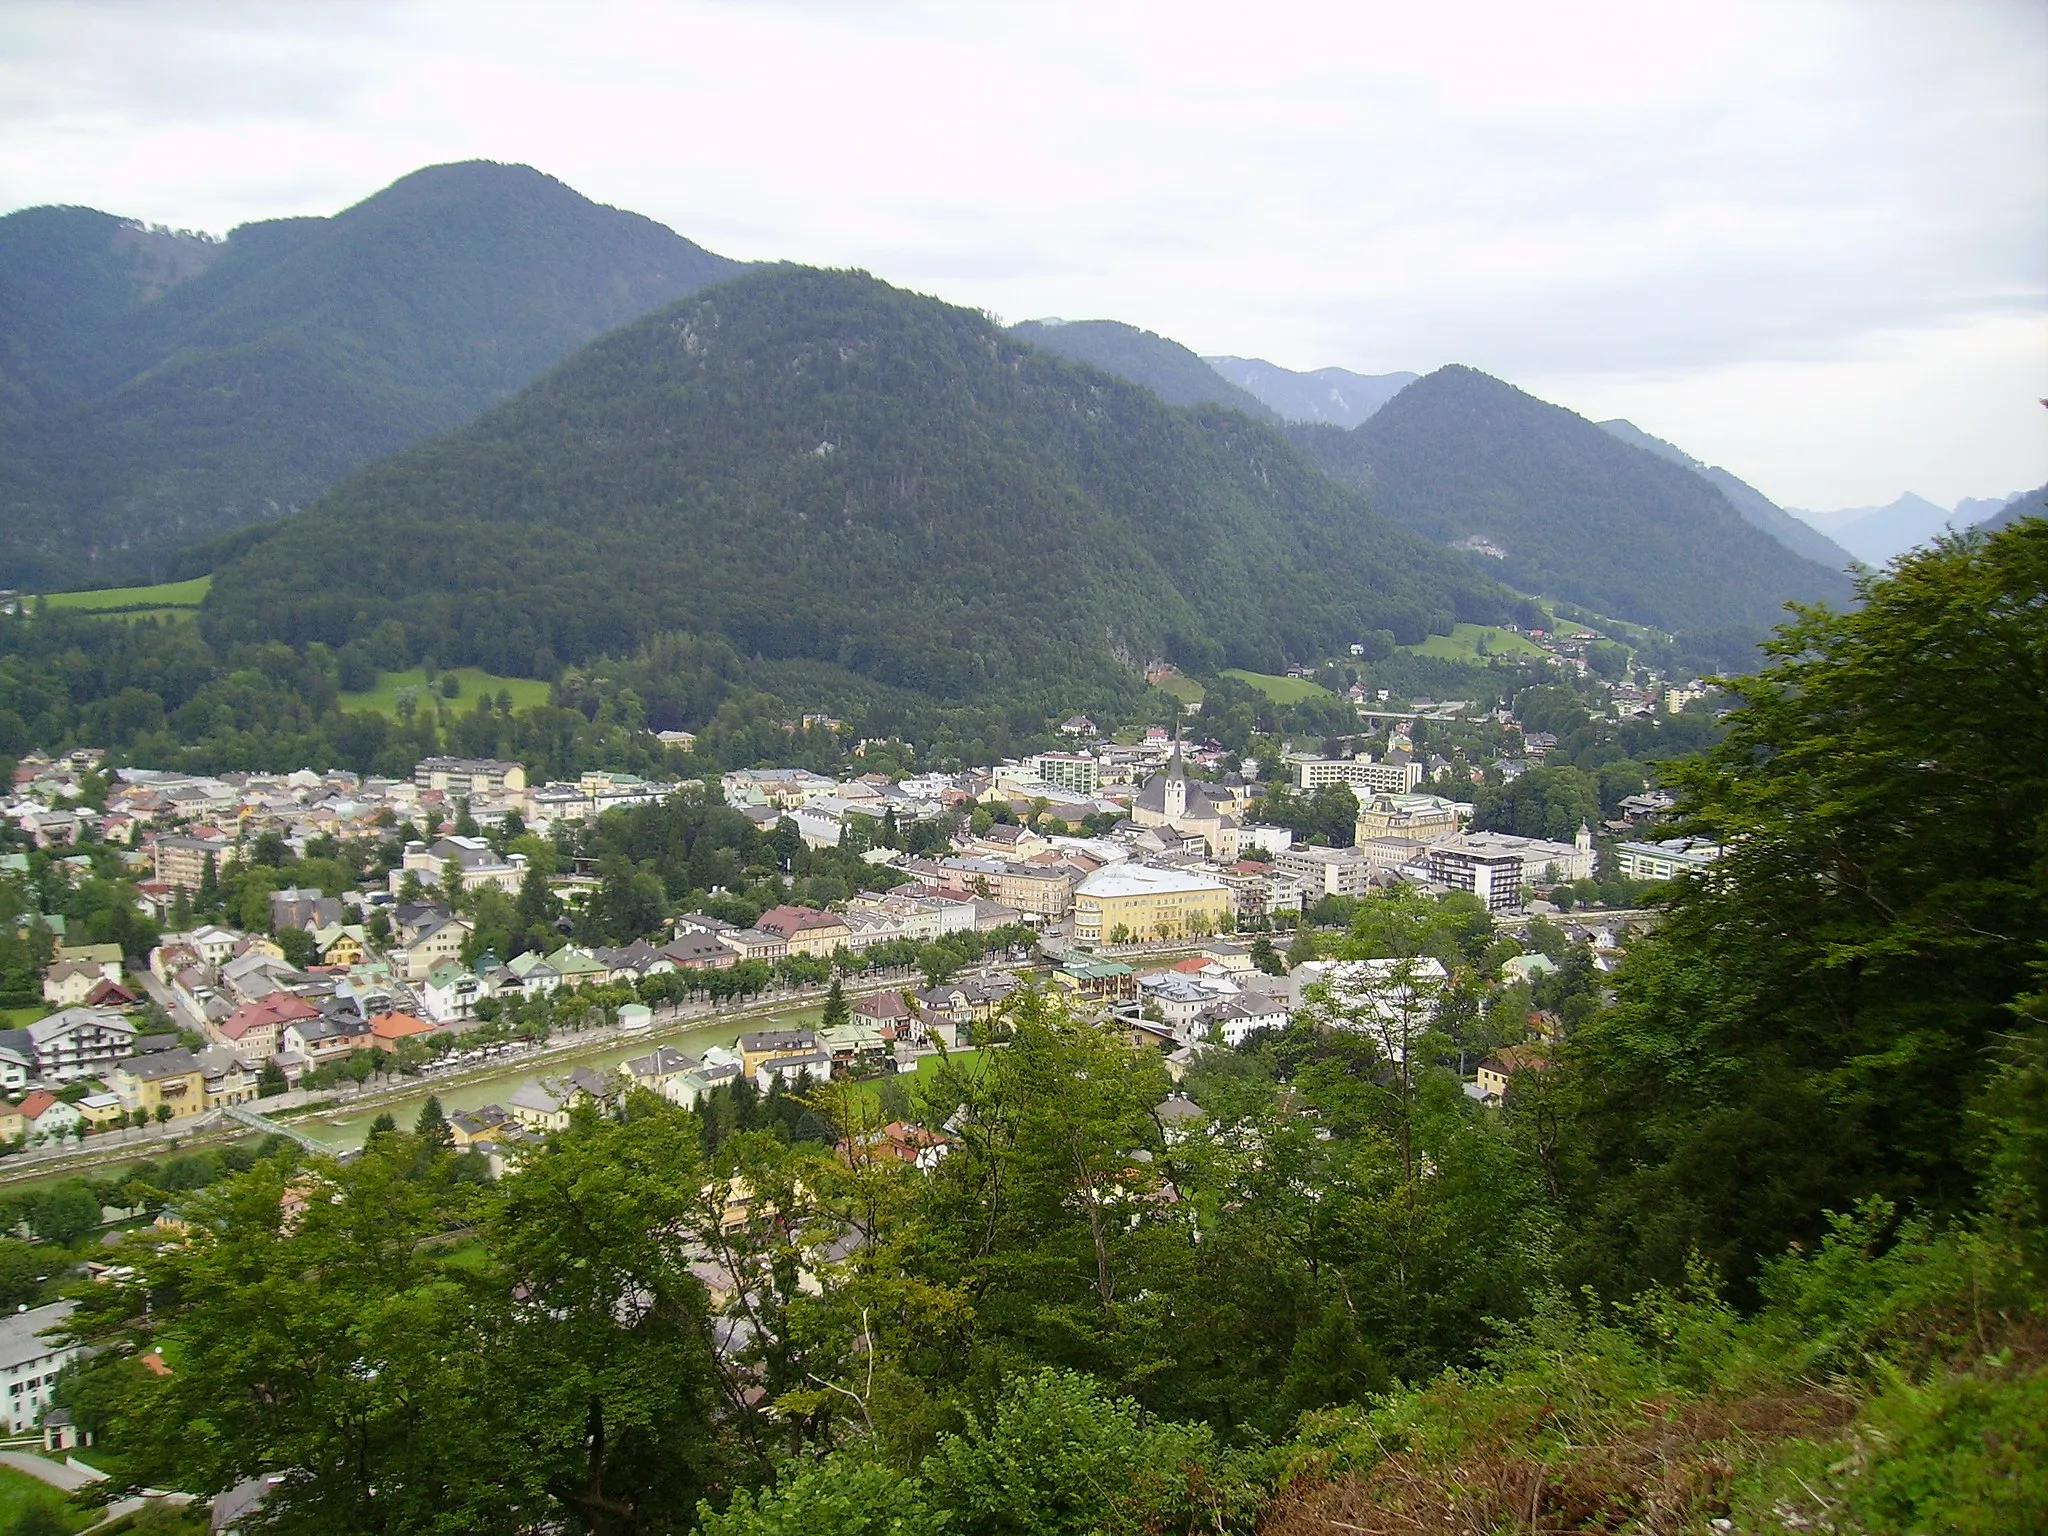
[0,1464,91,1531]
[1403,623,1548,661]
[2,1005,50,1029]
[1153,673,1206,707]
[340,667,553,719]
[1220,668,1334,704]
[41,576,211,612]
[836,1049,989,1115]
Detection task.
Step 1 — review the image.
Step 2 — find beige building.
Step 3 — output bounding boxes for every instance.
[1354,792,1467,846]
[112,1049,208,1122]
[1072,864,1232,945]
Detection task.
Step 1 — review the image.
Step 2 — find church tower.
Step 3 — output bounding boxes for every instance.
[1164,739,1188,822]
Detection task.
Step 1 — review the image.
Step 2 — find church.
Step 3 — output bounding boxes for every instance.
[1129,746,1242,860]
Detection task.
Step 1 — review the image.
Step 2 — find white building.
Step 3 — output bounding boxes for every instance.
[1613,837,1723,882]
[0,1302,78,1433]
[1285,752,1425,794]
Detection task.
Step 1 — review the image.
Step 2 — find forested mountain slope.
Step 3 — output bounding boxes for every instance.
[1596,417,1856,570]
[0,162,741,589]
[1008,318,1279,421]
[1205,356,1418,427]
[204,267,1518,706]
[1290,366,1858,648]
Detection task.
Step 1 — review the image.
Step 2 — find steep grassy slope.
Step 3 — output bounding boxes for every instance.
[205,267,1519,705]
[0,162,741,588]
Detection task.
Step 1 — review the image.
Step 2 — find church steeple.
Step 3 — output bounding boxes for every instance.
[1164,727,1187,822]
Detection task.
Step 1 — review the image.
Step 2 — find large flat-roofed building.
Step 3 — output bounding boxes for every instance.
[1613,837,1722,882]
[413,757,527,801]
[1020,752,1101,797]
[1072,864,1231,944]
[1285,752,1425,795]
[1276,845,1377,900]
[151,833,236,893]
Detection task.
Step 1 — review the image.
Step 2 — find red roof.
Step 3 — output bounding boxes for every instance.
[369,1011,434,1042]
[756,905,846,937]
[16,1090,60,1120]
[218,994,319,1040]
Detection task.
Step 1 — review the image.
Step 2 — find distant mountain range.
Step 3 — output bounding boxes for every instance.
[1204,358,1419,428]
[1287,366,1857,653]
[0,161,742,588]
[1788,490,2038,565]
[207,268,1518,706]
[1595,419,1857,570]
[1006,319,1278,422]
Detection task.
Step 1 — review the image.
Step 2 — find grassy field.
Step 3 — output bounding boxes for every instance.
[1,1005,50,1030]
[340,667,553,719]
[1220,668,1334,704]
[1403,623,1549,661]
[836,1049,990,1115]
[1153,673,1206,708]
[41,576,211,611]
[0,1464,91,1531]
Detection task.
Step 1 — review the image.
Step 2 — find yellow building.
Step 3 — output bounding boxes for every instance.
[1071,864,1232,945]
[311,925,367,967]
[111,1049,208,1121]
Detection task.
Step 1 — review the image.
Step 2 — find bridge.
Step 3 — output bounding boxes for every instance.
[219,1102,327,1153]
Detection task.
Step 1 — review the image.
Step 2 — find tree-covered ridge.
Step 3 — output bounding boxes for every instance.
[1290,365,1860,651]
[1007,318,1280,421]
[0,161,742,589]
[204,266,1519,705]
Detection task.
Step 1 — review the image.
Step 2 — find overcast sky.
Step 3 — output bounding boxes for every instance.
[2,0,2043,510]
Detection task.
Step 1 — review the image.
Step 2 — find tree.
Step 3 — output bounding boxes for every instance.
[415,1097,454,1152]
[820,977,849,1034]
[1564,524,2048,1295]
[277,926,320,970]
[153,1105,172,1126]
[257,1060,289,1098]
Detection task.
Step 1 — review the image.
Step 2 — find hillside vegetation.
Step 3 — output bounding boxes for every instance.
[0,162,741,589]
[204,267,1519,712]
[1291,366,1858,658]
[1008,318,1279,421]
[47,523,2046,1535]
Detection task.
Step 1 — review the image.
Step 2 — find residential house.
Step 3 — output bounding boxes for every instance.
[421,961,484,1023]
[389,836,527,899]
[196,1045,257,1108]
[755,905,853,958]
[280,1014,374,1070]
[213,995,318,1066]
[27,1007,138,1082]
[269,886,344,933]
[657,930,738,971]
[390,913,474,982]
[1475,1044,1549,1103]
[41,958,115,1008]
[717,928,789,963]
[449,1104,513,1149]
[111,1048,207,1121]
[413,757,527,802]
[368,1012,436,1050]
[149,833,236,894]
[17,1091,84,1146]
[620,1045,706,1102]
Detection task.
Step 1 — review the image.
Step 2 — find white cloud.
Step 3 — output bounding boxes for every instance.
[0,0,2041,506]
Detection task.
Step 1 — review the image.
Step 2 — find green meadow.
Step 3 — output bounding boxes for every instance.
[340,667,554,719]
[40,575,211,612]
[1219,668,1334,704]
[1402,623,1548,661]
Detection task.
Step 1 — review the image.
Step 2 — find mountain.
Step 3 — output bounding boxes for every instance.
[203,267,1519,708]
[1789,493,1956,566]
[1287,365,1858,647]
[1204,357,1419,428]
[1975,483,2046,533]
[0,162,742,589]
[1597,418,1856,570]
[1006,319,1278,422]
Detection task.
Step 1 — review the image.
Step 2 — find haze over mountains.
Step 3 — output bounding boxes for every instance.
[1595,419,1857,571]
[1204,357,1419,429]
[1788,490,2035,566]
[209,267,1518,708]
[1006,319,1278,422]
[0,161,741,588]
